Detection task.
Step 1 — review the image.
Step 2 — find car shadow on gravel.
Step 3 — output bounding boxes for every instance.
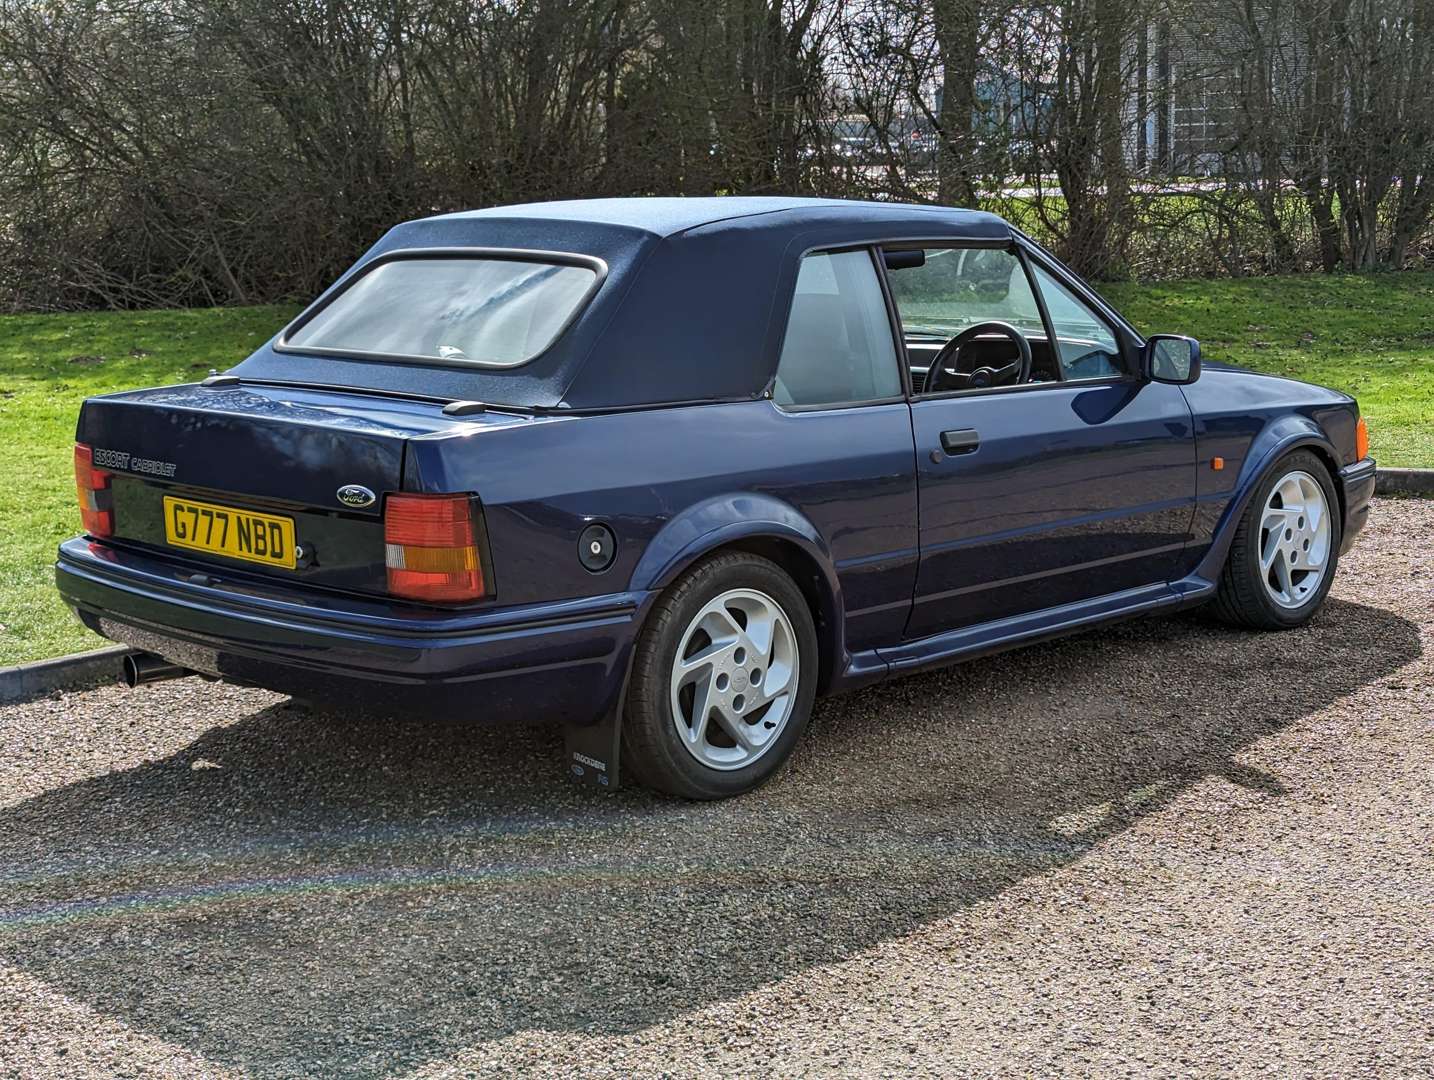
[0,599,1420,1078]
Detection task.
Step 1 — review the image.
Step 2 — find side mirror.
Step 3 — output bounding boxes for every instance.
[1145,334,1201,384]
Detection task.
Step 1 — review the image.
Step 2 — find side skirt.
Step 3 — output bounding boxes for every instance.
[842,578,1216,685]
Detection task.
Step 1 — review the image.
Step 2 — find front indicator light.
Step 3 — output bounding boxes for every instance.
[384,493,488,602]
[74,443,114,537]
[1355,416,1370,461]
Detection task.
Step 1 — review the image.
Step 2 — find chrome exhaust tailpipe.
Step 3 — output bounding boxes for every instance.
[122,652,194,688]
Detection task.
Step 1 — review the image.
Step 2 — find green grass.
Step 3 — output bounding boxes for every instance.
[0,305,298,666]
[1102,273,1434,468]
[0,274,1429,665]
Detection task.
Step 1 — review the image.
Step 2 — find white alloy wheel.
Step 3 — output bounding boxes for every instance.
[668,587,800,771]
[1259,469,1331,609]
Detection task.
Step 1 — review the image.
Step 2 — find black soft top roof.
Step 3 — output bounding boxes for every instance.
[235,197,1014,410]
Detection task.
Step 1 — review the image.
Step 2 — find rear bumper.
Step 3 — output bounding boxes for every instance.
[1338,458,1376,553]
[55,538,650,724]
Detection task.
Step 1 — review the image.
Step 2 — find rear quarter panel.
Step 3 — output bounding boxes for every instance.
[405,400,918,665]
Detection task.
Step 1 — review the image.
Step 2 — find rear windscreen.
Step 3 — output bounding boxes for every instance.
[282,256,600,368]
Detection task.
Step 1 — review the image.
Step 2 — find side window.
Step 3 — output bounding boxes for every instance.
[773,250,902,407]
[882,247,1049,391]
[1029,263,1125,380]
[884,248,1043,336]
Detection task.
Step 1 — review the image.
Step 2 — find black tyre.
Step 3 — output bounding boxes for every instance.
[622,551,819,799]
[1209,449,1341,630]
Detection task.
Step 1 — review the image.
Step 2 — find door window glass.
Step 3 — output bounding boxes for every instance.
[773,250,902,407]
[883,247,1049,392]
[1029,264,1125,380]
[883,248,1043,339]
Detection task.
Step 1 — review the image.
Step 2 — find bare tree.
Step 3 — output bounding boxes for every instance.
[2,0,1434,311]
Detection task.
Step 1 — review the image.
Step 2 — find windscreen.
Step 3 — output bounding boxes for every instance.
[283,257,599,367]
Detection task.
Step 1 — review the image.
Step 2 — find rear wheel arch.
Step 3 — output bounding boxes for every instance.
[715,536,839,695]
[630,497,846,693]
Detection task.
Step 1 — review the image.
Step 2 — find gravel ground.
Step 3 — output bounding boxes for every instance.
[1,498,1430,1079]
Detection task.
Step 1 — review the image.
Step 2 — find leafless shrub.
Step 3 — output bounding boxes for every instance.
[0,0,1431,311]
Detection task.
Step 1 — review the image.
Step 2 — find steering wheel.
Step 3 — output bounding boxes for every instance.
[923,321,1033,393]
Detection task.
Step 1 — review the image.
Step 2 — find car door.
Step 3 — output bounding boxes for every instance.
[881,242,1197,640]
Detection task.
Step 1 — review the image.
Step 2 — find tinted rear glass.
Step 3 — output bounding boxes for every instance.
[283,257,599,367]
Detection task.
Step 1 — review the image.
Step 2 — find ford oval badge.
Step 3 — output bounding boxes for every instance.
[336,484,376,509]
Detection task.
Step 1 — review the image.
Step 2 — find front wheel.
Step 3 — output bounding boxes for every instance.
[1210,449,1341,630]
[622,552,818,799]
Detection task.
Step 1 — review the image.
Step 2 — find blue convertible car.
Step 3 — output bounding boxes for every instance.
[58,197,1375,798]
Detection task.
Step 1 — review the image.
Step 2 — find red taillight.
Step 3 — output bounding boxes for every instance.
[384,493,488,602]
[74,443,114,537]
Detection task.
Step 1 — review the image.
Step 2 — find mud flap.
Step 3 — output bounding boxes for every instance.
[564,686,624,790]
[564,645,635,790]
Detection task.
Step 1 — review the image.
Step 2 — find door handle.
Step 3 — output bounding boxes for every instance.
[940,428,980,454]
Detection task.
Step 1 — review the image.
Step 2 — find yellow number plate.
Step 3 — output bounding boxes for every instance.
[162,496,296,570]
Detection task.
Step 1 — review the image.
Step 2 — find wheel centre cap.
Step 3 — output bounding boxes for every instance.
[731,670,749,693]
